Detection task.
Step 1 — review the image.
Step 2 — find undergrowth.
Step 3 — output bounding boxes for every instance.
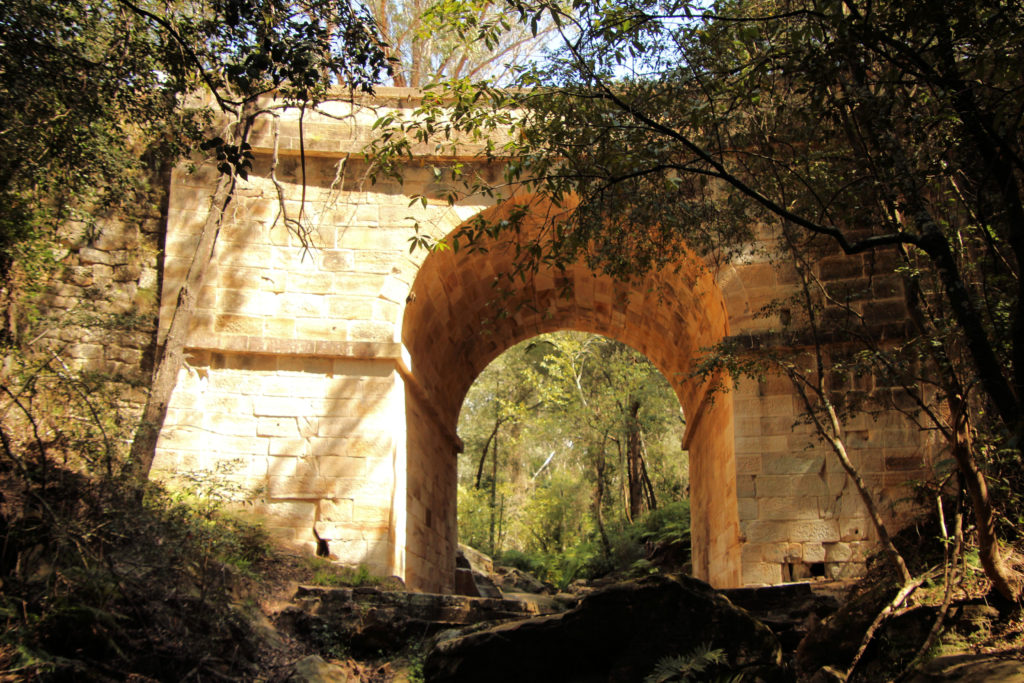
[497,500,691,589]
[0,346,284,680]
[305,557,382,588]
[0,466,279,680]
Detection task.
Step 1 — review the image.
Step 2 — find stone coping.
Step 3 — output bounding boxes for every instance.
[187,332,403,359]
[186,332,464,452]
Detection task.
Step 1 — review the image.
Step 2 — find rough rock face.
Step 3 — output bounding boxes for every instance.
[288,655,352,682]
[454,545,503,598]
[493,566,553,595]
[277,585,561,657]
[724,582,840,653]
[425,574,784,683]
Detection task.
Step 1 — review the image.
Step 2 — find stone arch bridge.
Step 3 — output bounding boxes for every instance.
[153,89,934,593]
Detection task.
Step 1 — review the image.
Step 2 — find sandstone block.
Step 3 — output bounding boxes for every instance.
[263,317,296,338]
[802,543,826,563]
[295,318,347,339]
[329,438,393,458]
[763,455,825,476]
[277,356,332,375]
[268,437,310,457]
[268,454,317,479]
[823,542,853,563]
[113,264,142,282]
[320,537,370,564]
[756,473,828,498]
[218,288,275,316]
[276,292,325,318]
[206,413,258,437]
[353,502,392,525]
[742,561,783,586]
[838,517,869,542]
[758,543,788,563]
[262,375,327,398]
[788,520,841,543]
[257,502,317,527]
[738,498,758,522]
[68,343,104,359]
[215,313,263,336]
[258,417,300,437]
[316,455,365,479]
[321,250,355,271]
[733,416,760,438]
[746,519,839,544]
[817,254,864,280]
[737,475,756,498]
[741,542,764,564]
[354,249,400,274]
[78,247,114,265]
[759,416,799,436]
[327,296,376,320]
[319,498,354,523]
[287,270,334,295]
[219,244,273,269]
[267,474,322,498]
[735,437,764,456]
[212,435,269,455]
[334,272,386,296]
[155,427,205,452]
[761,497,823,524]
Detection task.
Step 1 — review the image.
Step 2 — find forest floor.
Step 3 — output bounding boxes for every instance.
[2,466,1023,681]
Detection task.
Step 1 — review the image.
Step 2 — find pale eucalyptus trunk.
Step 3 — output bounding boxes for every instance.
[127,170,235,485]
[127,102,256,485]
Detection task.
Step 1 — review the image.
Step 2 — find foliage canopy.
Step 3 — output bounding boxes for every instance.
[375,0,1024,599]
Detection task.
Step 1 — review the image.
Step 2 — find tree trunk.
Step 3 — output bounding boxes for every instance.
[593,440,611,557]
[900,250,1021,602]
[947,397,1020,602]
[475,417,501,489]
[126,171,235,485]
[127,103,255,486]
[638,427,658,511]
[626,400,644,521]
[488,430,498,553]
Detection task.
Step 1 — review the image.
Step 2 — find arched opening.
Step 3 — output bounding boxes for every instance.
[455,331,692,588]
[399,196,740,592]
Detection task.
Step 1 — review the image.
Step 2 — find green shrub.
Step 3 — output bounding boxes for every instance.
[498,548,548,576]
[638,500,691,547]
[306,558,382,587]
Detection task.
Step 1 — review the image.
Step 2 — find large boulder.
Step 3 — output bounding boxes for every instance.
[277,585,561,657]
[493,566,553,595]
[455,544,503,598]
[288,655,352,682]
[425,574,784,683]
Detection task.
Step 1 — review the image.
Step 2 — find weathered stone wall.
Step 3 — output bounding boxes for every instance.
[720,244,937,584]
[404,382,459,593]
[29,184,165,423]
[152,92,498,588]
[155,348,403,574]
[24,89,936,592]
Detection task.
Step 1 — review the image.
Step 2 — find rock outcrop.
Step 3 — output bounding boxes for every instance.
[425,574,785,683]
[454,544,503,598]
[277,584,562,657]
